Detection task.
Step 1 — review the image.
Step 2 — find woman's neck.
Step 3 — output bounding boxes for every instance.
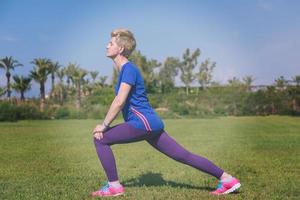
[113,55,129,71]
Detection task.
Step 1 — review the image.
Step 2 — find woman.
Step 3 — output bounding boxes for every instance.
[91,28,241,197]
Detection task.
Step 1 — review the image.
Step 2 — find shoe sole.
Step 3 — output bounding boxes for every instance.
[112,192,125,197]
[223,183,241,194]
[91,192,125,197]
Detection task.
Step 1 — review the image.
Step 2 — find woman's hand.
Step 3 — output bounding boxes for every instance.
[93,124,106,140]
[93,131,103,140]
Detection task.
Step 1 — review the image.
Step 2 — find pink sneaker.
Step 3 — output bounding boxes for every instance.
[210,177,241,195]
[91,182,125,197]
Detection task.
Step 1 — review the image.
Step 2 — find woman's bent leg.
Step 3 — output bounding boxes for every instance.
[147,131,224,179]
[93,123,148,181]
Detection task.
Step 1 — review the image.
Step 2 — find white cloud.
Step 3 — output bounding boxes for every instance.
[257,1,273,11]
[0,36,17,42]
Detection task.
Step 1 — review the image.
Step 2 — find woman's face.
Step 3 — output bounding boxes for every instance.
[106,37,123,58]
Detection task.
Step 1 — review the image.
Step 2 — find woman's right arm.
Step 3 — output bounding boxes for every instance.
[93,82,132,139]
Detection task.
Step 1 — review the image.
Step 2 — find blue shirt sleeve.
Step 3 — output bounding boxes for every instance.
[121,65,137,86]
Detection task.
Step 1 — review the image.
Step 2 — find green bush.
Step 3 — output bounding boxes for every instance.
[69,109,87,119]
[0,102,17,121]
[85,104,107,119]
[17,104,44,119]
[0,102,48,121]
[1,84,299,120]
[54,107,70,119]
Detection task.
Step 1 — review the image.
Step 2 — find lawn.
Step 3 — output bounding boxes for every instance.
[0,116,299,200]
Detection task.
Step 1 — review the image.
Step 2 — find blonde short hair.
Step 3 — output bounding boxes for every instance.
[111,28,136,58]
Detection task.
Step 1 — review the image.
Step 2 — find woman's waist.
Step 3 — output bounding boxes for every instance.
[123,107,161,121]
[125,115,164,131]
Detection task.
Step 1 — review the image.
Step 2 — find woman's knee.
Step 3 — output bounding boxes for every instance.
[93,137,105,145]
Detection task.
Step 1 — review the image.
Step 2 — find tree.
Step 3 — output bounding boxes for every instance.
[197,58,216,91]
[292,75,300,86]
[111,67,119,86]
[146,59,161,93]
[56,68,65,105]
[82,78,92,96]
[180,48,200,95]
[289,75,300,113]
[266,86,277,114]
[0,87,5,97]
[71,66,87,110]
[65,63,77,89]
[228,77,242,87]
[11,75,31,101]
[227,77,243,115]
[158,57,180,93]
[90,71,99,83]
[275,76,287,90]
[48,61,61,97]
[99,76,108,87]
[242,75,255,92]
[0,56,23,100]
[129,50,161,93]
[287,85,300,113]
[30,58,51,112]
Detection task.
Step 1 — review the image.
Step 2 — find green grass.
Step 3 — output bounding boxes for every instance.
[0,116,299,200]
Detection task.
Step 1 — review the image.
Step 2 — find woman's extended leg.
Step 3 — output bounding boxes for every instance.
[146,131,224,179]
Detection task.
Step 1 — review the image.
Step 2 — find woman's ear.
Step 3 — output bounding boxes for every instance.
[119,46,125,55]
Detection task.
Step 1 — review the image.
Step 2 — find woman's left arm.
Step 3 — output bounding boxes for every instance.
[93,82,132,137]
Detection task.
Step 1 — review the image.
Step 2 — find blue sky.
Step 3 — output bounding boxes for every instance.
[1,0,299,97]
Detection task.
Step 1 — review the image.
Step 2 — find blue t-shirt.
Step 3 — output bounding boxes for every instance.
[115,62,164,132]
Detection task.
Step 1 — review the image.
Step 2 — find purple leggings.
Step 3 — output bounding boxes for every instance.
[93,123,224,182]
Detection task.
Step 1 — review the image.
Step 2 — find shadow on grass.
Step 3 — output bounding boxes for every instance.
[123,172,214,191]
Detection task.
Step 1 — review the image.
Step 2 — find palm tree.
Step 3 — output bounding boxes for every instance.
[275,76,286,90]
[65,63,77,89]
[99,76,108,87]
[90,71,99,83]
[82,78,93,96]
[89,71,99,93]
[293,75,300,86]
[71,66,87,110]
[11,75,31,101]
[0,56,23,100]
[30,58,51,112]
[48,61,61,97]
[0,87,5,97]
[242,75,255,92]
[56,68,65,105]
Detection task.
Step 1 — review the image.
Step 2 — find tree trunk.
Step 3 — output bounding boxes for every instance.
[59,85,63,105]
[6,73,11,100]
[40,82,45,112]
[186,86,189,95]
[76,81,81,110]
[292,99,299,112]
[20,91,25,101]
[51,74,55,98]
[67,78,70,89]
[271,102,276,114]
